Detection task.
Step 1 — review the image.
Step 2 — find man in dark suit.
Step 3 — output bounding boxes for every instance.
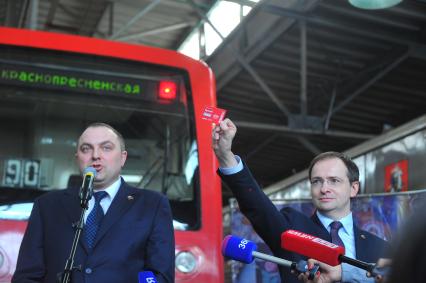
[213,118,389,283]
[13,123,174,283]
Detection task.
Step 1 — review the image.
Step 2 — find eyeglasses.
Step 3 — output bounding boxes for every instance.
[310,177,345,188]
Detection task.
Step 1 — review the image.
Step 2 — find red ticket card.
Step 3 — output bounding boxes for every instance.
[201,106,227,124]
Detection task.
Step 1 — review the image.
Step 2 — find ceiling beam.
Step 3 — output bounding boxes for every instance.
[295,136,321,155]
[205,0,333,154]
[45,0,59,27]
[108,1,113,36]
[3,0,27,27]
[321,2,420,31]
[188,0,293,120]
[78,0,110,36]
[325,47,410,121]
[109,0,162,40]
[115,21,194,41]
[27,0,38,29]
[245,134,279,161]
[211,0,321,91]
[226,0,257,7]
[262,4,426,50]
[235,120,376,139]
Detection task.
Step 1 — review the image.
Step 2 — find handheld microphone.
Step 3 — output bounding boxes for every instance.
[281,230,388,277]
[79,167,97,208]
[138,271,157,283]
[282,229,344,266]
[222,235,319,280]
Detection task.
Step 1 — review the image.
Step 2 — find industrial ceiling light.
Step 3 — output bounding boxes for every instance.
[348,0,402,9]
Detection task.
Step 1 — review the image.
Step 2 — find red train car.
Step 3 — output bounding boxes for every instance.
[0,27,223,282]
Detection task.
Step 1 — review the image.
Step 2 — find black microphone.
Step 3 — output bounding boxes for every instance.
[79,167,97,208]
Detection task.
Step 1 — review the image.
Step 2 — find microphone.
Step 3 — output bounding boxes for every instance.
[281,229,389,277]
[138,271,157,283]
[222,235,319,280]
[282,229,344,266]
[79,167,97,208]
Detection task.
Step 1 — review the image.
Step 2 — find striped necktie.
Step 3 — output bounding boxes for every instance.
[84,191,108,249]
[330,221,345,283]
[330,221,345,249]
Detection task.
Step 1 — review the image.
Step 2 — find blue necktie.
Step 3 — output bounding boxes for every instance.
[330,221,345,283]
[330,221,345,249]
[84,191,108,249]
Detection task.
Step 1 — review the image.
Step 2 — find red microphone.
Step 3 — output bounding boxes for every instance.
[282,230,344,266]
[281,229,384,275]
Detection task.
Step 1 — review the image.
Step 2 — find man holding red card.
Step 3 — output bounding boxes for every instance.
[212,118,389,283]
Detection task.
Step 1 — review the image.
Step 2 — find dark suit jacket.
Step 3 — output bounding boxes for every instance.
[219,164,389,283]
[12,180,175,283]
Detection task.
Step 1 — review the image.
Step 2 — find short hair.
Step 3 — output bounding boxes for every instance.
[308,151,359,183]
[79,122,126,151]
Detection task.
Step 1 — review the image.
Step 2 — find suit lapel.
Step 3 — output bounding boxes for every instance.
[310,211,333,241]
[93,182,137,248]
[60,187,91,253]
[61,187,82,224]
[354,225,370,262]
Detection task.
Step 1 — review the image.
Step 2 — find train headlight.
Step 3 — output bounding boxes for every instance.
[175,251,197,273]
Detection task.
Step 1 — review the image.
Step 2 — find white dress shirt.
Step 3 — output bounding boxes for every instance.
[316,210,356,258]
[83,177,121,223]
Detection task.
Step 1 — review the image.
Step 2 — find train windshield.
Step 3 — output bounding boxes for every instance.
[0,45,200,231]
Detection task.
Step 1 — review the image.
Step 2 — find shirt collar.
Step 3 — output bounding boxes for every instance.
[316,210,354,236]
[93,177,122,200]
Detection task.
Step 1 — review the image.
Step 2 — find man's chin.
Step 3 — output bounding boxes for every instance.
[316,203,336,212]
[93,179,104,188]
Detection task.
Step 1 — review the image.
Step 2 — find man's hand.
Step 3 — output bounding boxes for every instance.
[212,118,238,167]
[297,259,341,283]
[366,258,391,283]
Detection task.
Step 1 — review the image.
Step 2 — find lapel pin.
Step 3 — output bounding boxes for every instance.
[127,195,134,201]
[361,234,366,239]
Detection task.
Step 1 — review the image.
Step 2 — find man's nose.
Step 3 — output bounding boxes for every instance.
[320,181,331,192]
[91,148,100,159]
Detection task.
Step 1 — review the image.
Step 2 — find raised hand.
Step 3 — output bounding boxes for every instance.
[212,118,238,168]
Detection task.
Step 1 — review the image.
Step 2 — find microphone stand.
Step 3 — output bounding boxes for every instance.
[58,178,93,283]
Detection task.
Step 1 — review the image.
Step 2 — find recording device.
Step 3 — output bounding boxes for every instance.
[79,166,97,208]
[138,271,157,283]
[222,235,319,280]
[281,229,389,277]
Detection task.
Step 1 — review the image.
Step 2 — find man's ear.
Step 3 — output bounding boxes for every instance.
[121,151,128,167]
[350,181,360,197]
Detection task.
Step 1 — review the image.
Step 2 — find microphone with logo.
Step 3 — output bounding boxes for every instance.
[222,235,320,280]
[138,271,158,283]
[281,229,389,278]
[79,166,97,208]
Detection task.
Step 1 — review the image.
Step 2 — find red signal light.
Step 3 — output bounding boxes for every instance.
[158,81,177,100]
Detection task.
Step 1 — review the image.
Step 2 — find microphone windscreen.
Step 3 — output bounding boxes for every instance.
[222,235,257,264]
[281,230,344,266]
[83,166,97,177]
[138,271,157,283]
